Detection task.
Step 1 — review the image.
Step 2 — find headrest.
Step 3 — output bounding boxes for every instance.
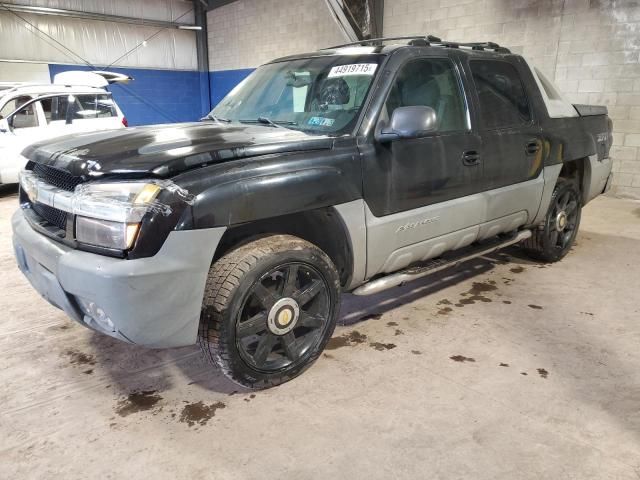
[317,77,350,106]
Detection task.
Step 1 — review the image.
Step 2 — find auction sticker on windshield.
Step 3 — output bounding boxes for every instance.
[328,63,378,78]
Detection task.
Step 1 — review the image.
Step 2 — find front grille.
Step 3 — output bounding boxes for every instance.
[31,202,68,231]
[30,162,83,192]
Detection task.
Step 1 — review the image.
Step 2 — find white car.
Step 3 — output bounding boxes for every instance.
[0,71,129,184]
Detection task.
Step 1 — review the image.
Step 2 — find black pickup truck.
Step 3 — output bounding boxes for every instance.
[12,36,613,389]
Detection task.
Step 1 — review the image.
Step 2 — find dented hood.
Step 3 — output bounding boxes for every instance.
[22,122,334,178]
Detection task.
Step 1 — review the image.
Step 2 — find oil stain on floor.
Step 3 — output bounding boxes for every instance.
[65,349,97,366]
[455,281,498,307]
[450,355,476,363]
[369,342,396,351]
[179,401,226,427]
[115,390,162,417]
[326,331,368,350]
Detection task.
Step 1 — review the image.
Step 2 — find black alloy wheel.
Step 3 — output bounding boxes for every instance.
[235,262,331,372]
[199,235,341,389]
[548,187,580,252]
[522,179,582,262]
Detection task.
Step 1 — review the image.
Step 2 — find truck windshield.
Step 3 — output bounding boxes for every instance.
[209,55,384,136]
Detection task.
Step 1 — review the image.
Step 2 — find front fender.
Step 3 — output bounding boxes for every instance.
[174,147,362,229]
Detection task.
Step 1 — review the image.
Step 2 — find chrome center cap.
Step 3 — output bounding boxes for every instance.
[556,211,568,231]
[267,297,300,335]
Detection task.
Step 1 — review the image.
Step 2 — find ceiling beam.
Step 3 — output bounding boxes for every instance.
[205,0,239,11]
[0,3,196,29]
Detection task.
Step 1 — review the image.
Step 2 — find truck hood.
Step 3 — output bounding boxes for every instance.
[22,122,334,178]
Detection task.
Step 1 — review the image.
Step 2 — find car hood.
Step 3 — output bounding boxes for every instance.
[22,122,334,178]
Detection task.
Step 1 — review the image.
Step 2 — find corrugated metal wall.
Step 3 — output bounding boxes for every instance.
[0,0,205,125]
[0,0,197,69]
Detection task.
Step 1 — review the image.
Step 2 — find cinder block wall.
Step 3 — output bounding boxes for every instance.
[207,0,640,197]
[384,0,640,197]
[208,0,343,70]
[207,0,343,109]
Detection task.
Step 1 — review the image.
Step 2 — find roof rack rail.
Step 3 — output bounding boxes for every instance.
[326,35,442,50]
[325,35,511,54]
[447,41,511,53]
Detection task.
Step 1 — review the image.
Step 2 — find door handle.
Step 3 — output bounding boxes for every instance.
[526,140,540,155]
[462,150,480,166]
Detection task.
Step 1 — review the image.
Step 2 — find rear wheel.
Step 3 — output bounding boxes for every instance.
[522,179,582,262]
[198,234,341,389]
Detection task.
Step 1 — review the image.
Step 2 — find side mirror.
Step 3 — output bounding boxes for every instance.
[376,106,437,143]
[0,117,10,133]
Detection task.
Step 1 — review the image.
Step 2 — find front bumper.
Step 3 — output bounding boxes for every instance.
[12,209,226,348]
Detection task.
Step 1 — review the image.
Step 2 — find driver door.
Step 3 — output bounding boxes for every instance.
[0,98,47,183]
[362,56,484,277]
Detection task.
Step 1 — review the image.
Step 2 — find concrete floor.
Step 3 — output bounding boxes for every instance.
[1,185,640,479]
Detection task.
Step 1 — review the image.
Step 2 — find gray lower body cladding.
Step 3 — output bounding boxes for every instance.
[12,209,226,348]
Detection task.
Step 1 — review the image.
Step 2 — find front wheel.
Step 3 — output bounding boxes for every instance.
[198,234,341,389]
[522,179,582,262]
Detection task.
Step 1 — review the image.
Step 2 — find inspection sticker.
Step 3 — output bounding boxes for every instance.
[308,117,335,127]
[328,63,378,78]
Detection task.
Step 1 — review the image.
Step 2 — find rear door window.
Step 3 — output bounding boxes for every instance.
[39,95,70,123]
[470,60,531,129]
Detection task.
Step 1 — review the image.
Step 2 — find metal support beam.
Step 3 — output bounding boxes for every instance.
[193,0,211,116]
[194,0,210,72]
[0,3,196,29]
[371,0,384,38]
[205,0,239,11]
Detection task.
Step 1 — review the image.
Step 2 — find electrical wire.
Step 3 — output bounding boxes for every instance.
[105,8,194,68]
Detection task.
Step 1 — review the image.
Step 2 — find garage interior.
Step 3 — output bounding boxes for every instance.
[2,0,640,478]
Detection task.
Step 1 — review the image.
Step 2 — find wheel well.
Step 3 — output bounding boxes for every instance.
[559,158,584,187]
[213,208,353,287]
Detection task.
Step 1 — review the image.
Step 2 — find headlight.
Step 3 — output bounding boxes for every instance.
[72,182,165,250]
[20,170,195,252]
[72,182,166,223]
[76,216,140,250]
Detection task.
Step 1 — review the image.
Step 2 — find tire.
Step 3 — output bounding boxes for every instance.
[198,234,341,389]
[522,179,582,262]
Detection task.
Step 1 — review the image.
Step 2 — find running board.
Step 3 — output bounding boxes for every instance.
[352,230,532,296]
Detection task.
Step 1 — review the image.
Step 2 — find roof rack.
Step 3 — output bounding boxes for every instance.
[326,35,511,54]
[327,35,442,49]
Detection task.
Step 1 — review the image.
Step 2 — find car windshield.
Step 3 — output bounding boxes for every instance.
[209,54,384,136]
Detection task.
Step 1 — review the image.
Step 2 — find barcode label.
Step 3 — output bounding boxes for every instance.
[328,63,378,78]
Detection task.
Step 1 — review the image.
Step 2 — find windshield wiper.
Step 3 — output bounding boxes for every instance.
[239,117,298,129]
[201,113,231,123]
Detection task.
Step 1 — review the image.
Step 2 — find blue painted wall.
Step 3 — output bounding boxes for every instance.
[48,64,210,127]
[209,68,254,108]
[47,64,256,126]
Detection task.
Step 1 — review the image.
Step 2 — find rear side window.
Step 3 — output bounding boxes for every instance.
[470,60,531,129]
[71,94,117,119]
